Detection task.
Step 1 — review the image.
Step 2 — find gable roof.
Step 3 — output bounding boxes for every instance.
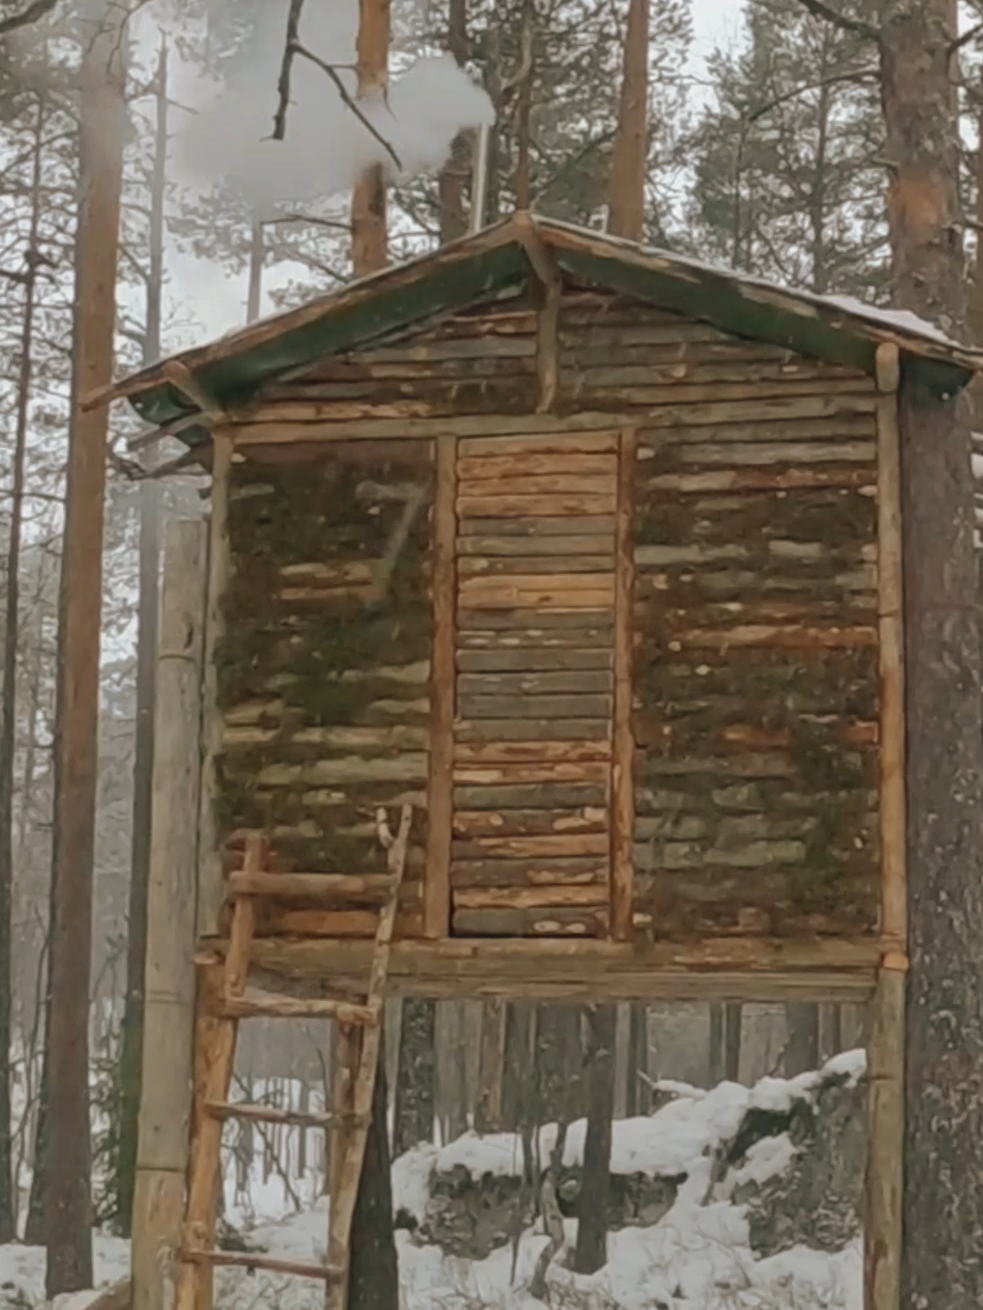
[92,212,983,448]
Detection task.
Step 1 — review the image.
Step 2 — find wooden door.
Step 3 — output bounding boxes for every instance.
[430,426,635,939]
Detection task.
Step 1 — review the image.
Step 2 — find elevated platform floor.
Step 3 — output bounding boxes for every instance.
[204,934,881,1004]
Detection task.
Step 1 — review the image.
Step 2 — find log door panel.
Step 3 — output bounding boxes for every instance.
[448,429,629,938]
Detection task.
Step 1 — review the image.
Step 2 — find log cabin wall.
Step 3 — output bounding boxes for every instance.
[217,279,881,946]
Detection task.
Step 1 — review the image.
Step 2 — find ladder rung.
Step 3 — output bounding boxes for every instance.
[180,1248,343,1281]
[227,871,396,901]
[203,1100,335,1129]
[221,989,379,1026]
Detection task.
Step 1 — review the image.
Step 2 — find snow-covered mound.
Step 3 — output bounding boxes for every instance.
[0,1051,866,1310]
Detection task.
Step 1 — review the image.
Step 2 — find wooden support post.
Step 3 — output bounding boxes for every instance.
[864,342,905,1310]
[514,212,561,413]
[197,428,233,936]
[424,438,456,939]
[610,427,637,941]
[131,520,207,1310]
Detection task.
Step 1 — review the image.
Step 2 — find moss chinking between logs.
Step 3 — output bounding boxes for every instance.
[217,457,432,877]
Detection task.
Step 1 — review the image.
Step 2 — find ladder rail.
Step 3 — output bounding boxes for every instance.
[176,807,412,1310]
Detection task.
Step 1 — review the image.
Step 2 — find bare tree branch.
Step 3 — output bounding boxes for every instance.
[272,0,306,141]
[271,0,401,170]
[950,19,983,54]
[792,0,880,41]
[0,0,59,36]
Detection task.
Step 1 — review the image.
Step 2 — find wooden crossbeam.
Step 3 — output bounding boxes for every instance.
[180,1248,344,1281]
[219,990,378,1026]
[227,870,396,901]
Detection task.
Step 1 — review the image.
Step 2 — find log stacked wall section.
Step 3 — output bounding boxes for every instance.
[219,283,882,946]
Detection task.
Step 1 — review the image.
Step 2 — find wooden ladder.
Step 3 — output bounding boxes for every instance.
[175,803,413,1310]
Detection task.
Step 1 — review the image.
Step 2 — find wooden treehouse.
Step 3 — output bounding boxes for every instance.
[98,213,983,1310]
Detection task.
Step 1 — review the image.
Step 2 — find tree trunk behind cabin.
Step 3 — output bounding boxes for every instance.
[348,1054,398,1310]
[785,1004,820,1077]
[392,998,435,1157]
[437,0,470,240]
[351,0,391,277]
[475,1000,506,1133]
[606,0,649,241]
[536,1005,586,1124]
[709,1003,742,1084]
[45,11,125,1293]
[573,1004,616,1275]
[0,86,45,1245]
[502,1002,535,1130]
[116,38,167,1237]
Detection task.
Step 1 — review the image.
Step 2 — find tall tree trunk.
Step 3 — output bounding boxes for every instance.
[606,0,649,240]
[513,4,535,210]
[625,1005,649,1116]
[117,38,167,1237]
[437,0,470,241]
[474,999,506,1133]
[392,999,435,1157]
[0,85,44,1247]
[880,4,983,1306]
[785,1003,820,1076]
[351,0,390,277]
[348,1050,398,1310]
[572,1004,616,1275]
[501,1002,534,1129]
[347,5,396,1300]
[45,11,125,1295]
[247,217,263,323]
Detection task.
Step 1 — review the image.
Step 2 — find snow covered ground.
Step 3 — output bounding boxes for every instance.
[0,1052,865,1310]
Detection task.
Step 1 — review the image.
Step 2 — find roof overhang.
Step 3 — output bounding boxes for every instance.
[90,213,983,450]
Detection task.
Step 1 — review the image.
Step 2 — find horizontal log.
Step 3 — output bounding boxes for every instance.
[243,399,438,423]
[452,832,610,859]
[457,515,617,538]
[455,718,611,742]
[222,724,430,752]
[457,607,614,633]
[218,990,377,1025]
[457,534,615,559]
[453,738,611,762]
[259,907,423,938]
[348,335,537,361]
[671,441,876,467]
[458,554,615,577]
[457,453,617,480]
[451,906,609,937]
[456,693,613,720]
[457,647,613,673]
[453,885,610,910]
[452,807,608,837]
[574,379,877,409]
[456,493,618,518]
[453,759,610,784]
[559,323,734,347]
[231,928,883,986]
[451,856,608,886]
[256,754,428,787]
[457,474,618,496]
[231,412,626,446]
[662,623,878,650]
[457,670,612,696]
[204,1100,334,1129]
[568,360,871,389]
[459,431,619,457]
[459,573,615,603]
[227,871,395,901]
[180,1249,343,1281]
[640,467,876,494]
[643,415,877,448]
[454,781,608,808]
